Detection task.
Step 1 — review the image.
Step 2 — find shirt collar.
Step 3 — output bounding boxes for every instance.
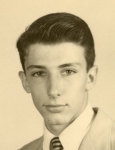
[43,123,54,150]
[43,103,94,150]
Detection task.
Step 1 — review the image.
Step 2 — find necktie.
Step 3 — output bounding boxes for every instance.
[50,137,63,150]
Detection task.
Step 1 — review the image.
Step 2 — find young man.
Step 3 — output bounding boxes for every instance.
[17,13,115,150]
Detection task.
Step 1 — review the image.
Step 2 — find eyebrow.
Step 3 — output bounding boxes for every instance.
[27,65,46,70]
[58,63,81,68]
[26,63,81,70]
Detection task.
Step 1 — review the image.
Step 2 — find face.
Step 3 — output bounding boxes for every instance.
[19,42,97,128]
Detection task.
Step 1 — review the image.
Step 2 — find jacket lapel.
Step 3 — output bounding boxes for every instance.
[79,134,95,150]
[79,108,113,150]
[36,136,43,150]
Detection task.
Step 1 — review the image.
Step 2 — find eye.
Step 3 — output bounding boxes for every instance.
[61,69,77,76]
[31,71,47,77]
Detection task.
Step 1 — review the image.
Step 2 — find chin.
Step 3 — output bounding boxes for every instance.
[46,116,69,125]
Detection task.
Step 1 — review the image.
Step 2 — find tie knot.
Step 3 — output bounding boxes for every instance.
[50,137,63,150]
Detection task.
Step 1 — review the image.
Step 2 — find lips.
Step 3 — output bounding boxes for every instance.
[44,104,67,113]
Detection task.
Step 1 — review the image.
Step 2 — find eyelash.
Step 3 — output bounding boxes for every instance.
[31,69,77,77]
[61,69,77,76]
[31,71,46,77]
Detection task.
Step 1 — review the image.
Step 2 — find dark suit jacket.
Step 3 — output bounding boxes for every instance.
[19,108,115,150]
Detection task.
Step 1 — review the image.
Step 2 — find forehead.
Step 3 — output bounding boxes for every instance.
[25,42,86,68]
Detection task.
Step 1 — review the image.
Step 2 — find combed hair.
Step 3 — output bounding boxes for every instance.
[16,12,95,71]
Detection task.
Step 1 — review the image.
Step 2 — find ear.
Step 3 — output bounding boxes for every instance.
[18,71,31,93]
[86,65,98,91]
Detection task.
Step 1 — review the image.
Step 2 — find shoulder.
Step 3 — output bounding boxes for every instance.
[111,120,115,149]
[91,107,115,134]
[80,108,115,150]
[18,136,43,150]
[89,108,115,149]
[92,107,114,124]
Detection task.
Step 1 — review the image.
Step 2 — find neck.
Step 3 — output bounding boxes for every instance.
[46,124,68,136]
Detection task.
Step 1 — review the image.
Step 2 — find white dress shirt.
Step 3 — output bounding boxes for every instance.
[43,103,94,150]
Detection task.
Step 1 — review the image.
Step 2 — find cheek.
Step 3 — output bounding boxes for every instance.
[65,75,87,102]
[31,87,46,103]
[31,91,46,116]
[29,81,47,106]
[28,77,47,94]
[66,74,87,92]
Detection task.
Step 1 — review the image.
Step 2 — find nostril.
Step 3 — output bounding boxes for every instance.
[48,92,60,98]
[48,89,61,98]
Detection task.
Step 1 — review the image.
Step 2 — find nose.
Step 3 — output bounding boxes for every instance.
[47,74,63,99]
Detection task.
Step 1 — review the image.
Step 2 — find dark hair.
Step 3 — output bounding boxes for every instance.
[16,12,95,72]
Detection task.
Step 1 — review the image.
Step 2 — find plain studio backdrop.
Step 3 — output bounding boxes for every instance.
[0,0,115,149]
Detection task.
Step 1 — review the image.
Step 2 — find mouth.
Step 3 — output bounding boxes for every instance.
[43,104,67,113]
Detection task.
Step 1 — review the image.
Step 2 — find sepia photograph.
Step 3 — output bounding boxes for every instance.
[0,0,115,150]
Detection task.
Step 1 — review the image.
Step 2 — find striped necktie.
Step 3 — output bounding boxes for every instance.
[50,137,63,150]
